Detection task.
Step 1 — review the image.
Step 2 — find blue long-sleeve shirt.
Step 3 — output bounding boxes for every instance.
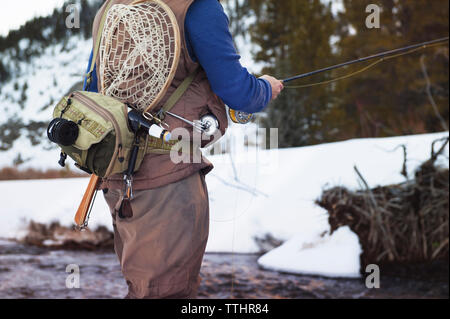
[84,0,271,113]
[84,49,97,92]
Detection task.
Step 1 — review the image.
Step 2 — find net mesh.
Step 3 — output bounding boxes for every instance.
[99,1,179,112]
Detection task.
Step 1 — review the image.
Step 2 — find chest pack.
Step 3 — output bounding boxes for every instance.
[48,91,145,177]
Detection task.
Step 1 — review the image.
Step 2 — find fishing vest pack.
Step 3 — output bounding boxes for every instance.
[47,75,200,179]
[49,91,146,177]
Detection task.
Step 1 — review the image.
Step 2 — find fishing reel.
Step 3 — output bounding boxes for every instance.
[197,114,220,136]
[228,108,254,124]
[165,111,220,137]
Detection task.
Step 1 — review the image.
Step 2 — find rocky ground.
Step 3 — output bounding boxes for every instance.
[0,239,447,299]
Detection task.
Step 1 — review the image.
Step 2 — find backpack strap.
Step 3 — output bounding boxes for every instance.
[156,67,200,120]
[146,66,201,153]
[85,0,115,90]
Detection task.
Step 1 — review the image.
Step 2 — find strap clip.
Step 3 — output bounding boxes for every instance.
[123,175,133,200]
[156,108,166,121]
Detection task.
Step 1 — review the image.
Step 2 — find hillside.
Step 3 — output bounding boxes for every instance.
[0,0,101,168]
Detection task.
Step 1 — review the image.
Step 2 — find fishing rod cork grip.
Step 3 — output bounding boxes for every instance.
[74,174,100,229]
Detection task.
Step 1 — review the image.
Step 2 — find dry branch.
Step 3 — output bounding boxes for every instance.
[317,139,449,272]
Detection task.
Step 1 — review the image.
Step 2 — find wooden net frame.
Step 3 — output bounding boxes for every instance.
[99,0,181,113]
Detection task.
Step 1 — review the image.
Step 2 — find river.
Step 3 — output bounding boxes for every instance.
[0,240,447,299]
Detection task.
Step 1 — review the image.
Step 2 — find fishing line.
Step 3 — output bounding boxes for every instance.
[284,41,448,89]
[228,37,449,124]
[229,117,264,298]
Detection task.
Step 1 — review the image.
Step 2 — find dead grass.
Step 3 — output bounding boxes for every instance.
[0,166,88,180]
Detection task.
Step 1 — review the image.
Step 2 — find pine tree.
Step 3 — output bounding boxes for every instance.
[334,0,449,138]
[233,0,339,147]
[229,0,448,145]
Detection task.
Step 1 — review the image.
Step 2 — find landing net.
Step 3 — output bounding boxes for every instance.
[99,0,180,112]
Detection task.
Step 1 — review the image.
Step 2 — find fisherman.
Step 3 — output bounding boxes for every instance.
[84,0,283,299]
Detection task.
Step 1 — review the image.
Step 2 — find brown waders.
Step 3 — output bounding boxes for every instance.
[103,172,209,299]
[93,0,227,299]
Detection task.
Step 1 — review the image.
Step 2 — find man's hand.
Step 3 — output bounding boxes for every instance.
[260,75,284,101]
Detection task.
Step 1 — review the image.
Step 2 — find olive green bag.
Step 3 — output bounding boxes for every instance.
[50,91,142,178]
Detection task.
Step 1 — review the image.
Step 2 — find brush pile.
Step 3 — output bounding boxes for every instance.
[20,221,114,251]
[317,137,449,272]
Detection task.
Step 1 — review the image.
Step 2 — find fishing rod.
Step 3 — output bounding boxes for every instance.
[282,36,449,83]
[228,37,449,124]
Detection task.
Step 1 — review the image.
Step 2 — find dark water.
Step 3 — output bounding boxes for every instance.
[0,240,447,299]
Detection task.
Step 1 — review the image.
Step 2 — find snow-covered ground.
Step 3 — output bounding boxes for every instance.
[1,131,448,278]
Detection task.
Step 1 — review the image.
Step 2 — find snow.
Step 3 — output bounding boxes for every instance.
[258,226,362,278]
[0,131,448,278]
[0,35,92,124]
[0,35,92,169]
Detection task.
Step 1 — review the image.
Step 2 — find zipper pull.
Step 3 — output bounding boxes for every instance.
[58,152,67,167]
[118,144,124,163]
